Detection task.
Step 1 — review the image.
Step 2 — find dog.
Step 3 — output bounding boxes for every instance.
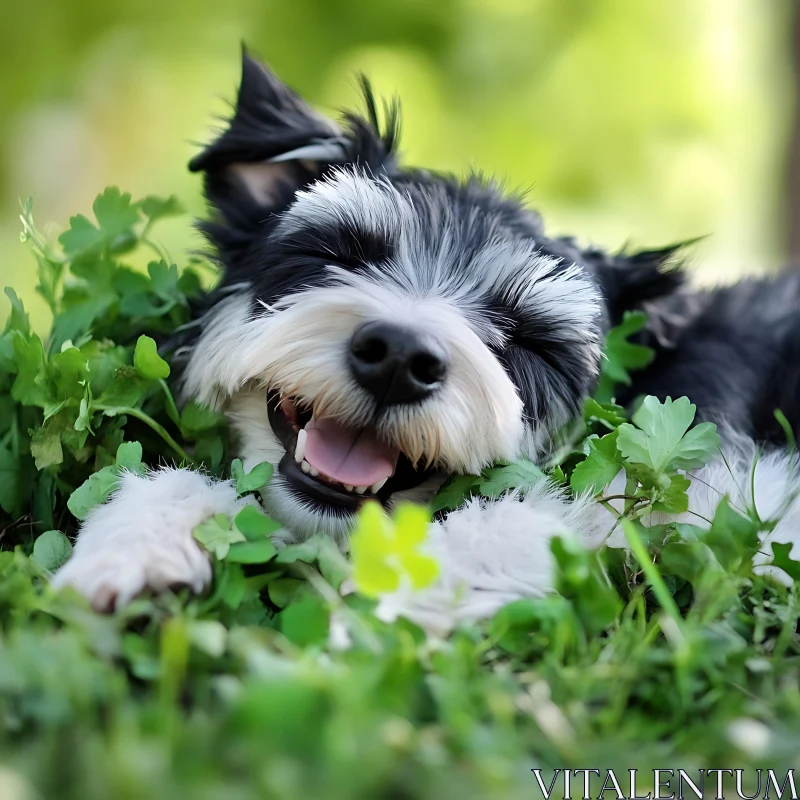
[52,53,800,632]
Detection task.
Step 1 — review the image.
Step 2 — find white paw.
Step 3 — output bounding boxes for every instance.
[51,540,212,612]
[51,467,243,612]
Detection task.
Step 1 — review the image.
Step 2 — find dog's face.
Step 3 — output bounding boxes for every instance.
[179,54,605,542]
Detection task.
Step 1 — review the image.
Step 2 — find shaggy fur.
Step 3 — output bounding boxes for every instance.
[53,52,800,631]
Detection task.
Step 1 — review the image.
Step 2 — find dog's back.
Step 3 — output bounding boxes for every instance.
[620,272,800,444]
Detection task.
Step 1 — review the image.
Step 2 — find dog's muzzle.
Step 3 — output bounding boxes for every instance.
[348,321,449,407]
[266,391,440,514]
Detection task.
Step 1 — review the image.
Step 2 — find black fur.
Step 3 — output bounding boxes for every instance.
[620,273,800,442]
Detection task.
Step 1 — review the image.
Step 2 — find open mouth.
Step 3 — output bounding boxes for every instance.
[266,391,436,512]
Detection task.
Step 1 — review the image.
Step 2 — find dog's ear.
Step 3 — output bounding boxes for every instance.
[598,244,686,320]
[583,243,687,326]
[189,51,389,232]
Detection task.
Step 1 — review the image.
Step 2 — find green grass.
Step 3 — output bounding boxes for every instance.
[1,190,799,800]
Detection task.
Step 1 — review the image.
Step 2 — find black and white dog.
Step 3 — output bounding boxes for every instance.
[53,54,800,631]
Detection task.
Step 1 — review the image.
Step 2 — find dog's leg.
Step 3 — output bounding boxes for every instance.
[376,482,609,636]
[52,468,247,611]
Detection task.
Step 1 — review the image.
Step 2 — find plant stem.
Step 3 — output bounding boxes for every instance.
[159,379,182,427]
[96,404,194,465]
[622,518,683,629]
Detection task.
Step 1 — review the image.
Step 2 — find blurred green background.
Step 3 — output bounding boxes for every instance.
[0,0,794,329]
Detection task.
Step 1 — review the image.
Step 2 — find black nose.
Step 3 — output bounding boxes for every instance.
[349,321,449,406]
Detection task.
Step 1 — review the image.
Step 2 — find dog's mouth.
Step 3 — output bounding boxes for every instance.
[266,391,436,512]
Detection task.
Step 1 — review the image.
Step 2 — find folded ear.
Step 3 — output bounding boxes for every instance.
[597,244,687,321]
[189,51,390,232]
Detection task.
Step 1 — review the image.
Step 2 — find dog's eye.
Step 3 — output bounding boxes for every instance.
[281,226,392,271]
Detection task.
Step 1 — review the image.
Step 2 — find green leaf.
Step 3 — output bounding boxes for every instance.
[703,497,761,571]
[552,535,621,635]
[651,472,691,513]
[601,310,654,380]
[50,292,115,352]
[570,430,621,496]
[226,540,278,564]
[595,311,654,402]
[95,367,148,409]
[583,397,627,429]
[0,445,21,515]
[177,269,202,298]
[139,194,185,223]
[3,287,30,334]
[478,459,544,498]
[770,541,800,581]
[193,514,246,560]
[220,563,247,609]
[31,530,73,572]
[187,620,227,658]
[268,577,304,609]
[181,401,225,434]
[430,473,479,513]
[275,534,350,589]
[67,466,119,521]
[233,506,282,540]
[57,215,104,261]
[280,592,329,647]
[11,331,49,407]
[59,187,141,261]
[148,261,182,301]
[74,395,93,433]
[94,187,141,237]
[617,396,720,473]
[231,459,274,495]
[133,335,170,380]
[115,441,145,474]
[488,596,575,656]
[194,434,224,472]
[30,427,64,470]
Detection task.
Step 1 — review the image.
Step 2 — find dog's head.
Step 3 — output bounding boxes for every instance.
[178,52,659,542]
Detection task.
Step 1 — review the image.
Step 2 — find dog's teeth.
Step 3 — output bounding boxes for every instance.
[301,460,311,474]
[308,466,319,477]
[294,429,307,463]
[369,477,388,494]
[344,485,354,493]
[355,486,367,495]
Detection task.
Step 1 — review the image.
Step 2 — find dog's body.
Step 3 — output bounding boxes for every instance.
[53,55,800,631]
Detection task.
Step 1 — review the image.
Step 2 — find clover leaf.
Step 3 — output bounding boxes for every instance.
[350,502,439,598]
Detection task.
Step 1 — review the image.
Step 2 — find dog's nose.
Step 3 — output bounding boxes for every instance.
[349,321,449,406]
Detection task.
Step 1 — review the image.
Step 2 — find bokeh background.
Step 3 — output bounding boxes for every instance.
[0,0,795,329]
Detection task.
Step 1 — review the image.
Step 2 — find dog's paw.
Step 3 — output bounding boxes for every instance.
[51,467,243,612]
[51,539,213,612]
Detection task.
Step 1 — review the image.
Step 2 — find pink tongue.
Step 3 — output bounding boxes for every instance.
[303,417,399,487]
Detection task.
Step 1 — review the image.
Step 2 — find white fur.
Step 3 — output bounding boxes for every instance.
[377,444,800,635]
[375,483,604,636]
[51,468,247,611]
[183,284,525,476]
